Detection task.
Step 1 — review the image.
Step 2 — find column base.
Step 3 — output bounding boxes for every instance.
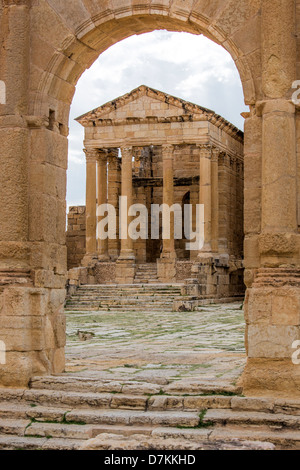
[98,254,110,262]
[115,258,135,284]
[157,258,176,283]
[81,254,99,267]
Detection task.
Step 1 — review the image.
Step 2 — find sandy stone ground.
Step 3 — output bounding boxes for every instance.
[65,302,246,388]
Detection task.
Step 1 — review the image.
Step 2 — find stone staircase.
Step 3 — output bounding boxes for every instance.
[65,284,183,312]
[134,263,159,284]
[0,376,299,449]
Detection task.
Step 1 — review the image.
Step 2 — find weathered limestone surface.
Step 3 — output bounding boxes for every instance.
[0,0,299,398]
[73,86,244,288]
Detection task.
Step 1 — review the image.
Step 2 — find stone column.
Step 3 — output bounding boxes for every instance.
[211,147,219,254]
[157,144,176,282]
[82,148,98,266]
[199,144,212,254]
[116,146,135,283]
[161,144,176,259]
[190,144,217,298]
[119,146,135,259]
[107,150,121,260]
[217,152,231,258]
[242,0,300,397]
[189,181,199,261]
[97,150,109,261]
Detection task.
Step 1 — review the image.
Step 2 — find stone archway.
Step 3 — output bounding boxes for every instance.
[0,0,299,397]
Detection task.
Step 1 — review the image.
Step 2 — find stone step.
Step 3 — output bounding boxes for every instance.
[30,376,168,392]
[28,376,244,397]
[207,427,300,450]
[0,418,29,437]
[80,432,275,451]
[75,290,181,293]
[0,434,83,450]
[0,402,200,427]
[0,418,94,440]
[79,284,183,289]
[70,291,181,296]
[67,297,175,303]
[151,426,300,450]
[66,305,173,310]
[0,389,148,411]
[0,387,235,412]
[66,303,172,312]
[67,302,174,305]
[203,409,300,430]
[64,409,200,427]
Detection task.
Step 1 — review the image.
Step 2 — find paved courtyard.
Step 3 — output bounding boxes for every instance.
[65,302,246,389]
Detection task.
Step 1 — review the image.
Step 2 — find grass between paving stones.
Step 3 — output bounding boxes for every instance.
[177,410,214,430]
[24,412,87,430]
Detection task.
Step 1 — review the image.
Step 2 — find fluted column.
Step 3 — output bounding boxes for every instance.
[83,148,98,262]
[97,150,109,261]
[157,144,176,283]
[119,146,135,260]
[198,144,212,254]
[161,144,176,259]
[107,150,121,260]
[211,147,219,254]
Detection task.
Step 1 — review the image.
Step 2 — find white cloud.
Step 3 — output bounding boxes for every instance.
[67,31,248,208]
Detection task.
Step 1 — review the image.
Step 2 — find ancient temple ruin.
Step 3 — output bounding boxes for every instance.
[67,86,245,299]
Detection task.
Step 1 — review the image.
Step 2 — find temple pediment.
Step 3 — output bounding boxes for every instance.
[76,85,216,125]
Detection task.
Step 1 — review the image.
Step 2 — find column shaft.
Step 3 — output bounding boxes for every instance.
[211,148,219,253]
[119,146,134,259]
[84,149,98,259]
[97,151,109,260]
[107,151,121,260]
[199,145,212,253]
[161,145,176,258]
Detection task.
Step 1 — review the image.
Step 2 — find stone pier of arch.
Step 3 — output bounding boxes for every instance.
[0,0,300,399]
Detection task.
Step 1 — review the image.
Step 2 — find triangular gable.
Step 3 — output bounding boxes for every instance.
[76,85,215,125]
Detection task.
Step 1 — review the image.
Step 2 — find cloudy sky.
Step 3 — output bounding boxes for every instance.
[67,31,248,208]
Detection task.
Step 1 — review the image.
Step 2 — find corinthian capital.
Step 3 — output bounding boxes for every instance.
[161,144,174,159]
[83,148,99,163]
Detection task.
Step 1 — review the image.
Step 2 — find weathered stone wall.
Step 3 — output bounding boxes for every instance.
[66,206,86,270]
[176,261,193,282]
[0,0,299,396]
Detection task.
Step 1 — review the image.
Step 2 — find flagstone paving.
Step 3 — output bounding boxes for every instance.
[65,302,246,387]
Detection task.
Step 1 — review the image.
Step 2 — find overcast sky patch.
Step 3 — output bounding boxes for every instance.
[67,31,248,208]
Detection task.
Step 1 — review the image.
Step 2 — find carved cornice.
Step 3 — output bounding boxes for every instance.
[76,85,244,143]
